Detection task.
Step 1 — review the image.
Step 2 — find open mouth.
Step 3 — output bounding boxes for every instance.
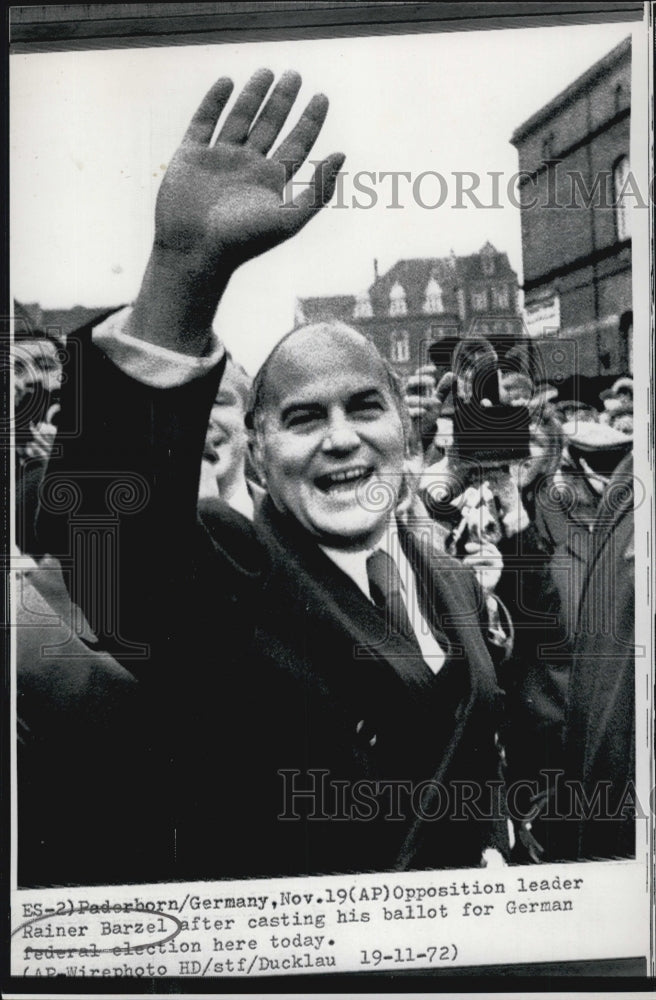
[314,465,374,494]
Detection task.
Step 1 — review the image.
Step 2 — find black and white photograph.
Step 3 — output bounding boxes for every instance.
[6,1,653,991]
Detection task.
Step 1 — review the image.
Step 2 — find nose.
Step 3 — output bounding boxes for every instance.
[322,409,360,454]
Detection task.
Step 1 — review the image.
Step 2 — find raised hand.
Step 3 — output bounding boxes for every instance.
[131,69,344,353]
[157,69,343,269]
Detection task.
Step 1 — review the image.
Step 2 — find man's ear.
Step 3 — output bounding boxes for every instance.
[248,432,267,487]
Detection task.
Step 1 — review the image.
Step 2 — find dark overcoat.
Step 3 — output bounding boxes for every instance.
[20,327,507,886]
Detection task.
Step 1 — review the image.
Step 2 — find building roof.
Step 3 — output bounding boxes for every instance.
[510,36,631,146]
[452,246,515,284]
[297,246,517,323]
[368,257,458,315]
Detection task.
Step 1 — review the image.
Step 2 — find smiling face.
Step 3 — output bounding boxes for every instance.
[252,326,406,551]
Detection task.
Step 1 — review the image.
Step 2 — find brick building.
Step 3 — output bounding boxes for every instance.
[294,244,523,379]
[510,36,632,385]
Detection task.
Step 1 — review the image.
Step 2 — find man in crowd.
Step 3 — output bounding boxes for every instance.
[22,69,509,886]
[405,348,637,862]
[199,356,263,520]
[13,328,63,556]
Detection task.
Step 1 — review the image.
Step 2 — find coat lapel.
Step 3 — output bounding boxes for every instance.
[256,500,439,702]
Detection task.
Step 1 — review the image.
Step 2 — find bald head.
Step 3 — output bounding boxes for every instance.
[247,322,408,442]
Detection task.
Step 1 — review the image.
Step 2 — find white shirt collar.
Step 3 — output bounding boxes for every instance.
[225,478,255,521]
[320,520,447,675]
[320,519,408,603]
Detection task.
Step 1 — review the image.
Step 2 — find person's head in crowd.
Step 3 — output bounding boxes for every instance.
[203,357,252,502]
[563,418,632,483]
[13,331,64,466]
[521,408,566,491]
[246,321,411,551]
[13,331,63,424]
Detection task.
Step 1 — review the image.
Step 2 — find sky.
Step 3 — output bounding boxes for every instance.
[10,15,643,372]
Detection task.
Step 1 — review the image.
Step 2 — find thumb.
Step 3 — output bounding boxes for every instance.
[284,152,345,233]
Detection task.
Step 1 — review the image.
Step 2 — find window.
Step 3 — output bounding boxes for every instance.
[353,291,373,318]
[614,82,625,115]
[423,276,444,314]
[613,155,631,240]
[471,289,488,312]
[389,281,407,317]
[491,285,509,309]
[390,330,410,363]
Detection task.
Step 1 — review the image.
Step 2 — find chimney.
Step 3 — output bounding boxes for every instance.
[373,258,379,281]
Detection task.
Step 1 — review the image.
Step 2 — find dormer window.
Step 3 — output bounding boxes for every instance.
[353,290,373,319]
[423,276,444,314]
[471,289,488,312]
[389,281,407,317]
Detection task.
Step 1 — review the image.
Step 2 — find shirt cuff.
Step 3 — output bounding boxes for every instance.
[93,305,225,388]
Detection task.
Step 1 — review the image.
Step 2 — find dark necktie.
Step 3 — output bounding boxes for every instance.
[366,549,424,657]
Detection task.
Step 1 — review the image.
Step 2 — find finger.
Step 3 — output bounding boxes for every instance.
[435,372,455,402]
[281,152,345,233]
[183,77,235,145]
[216,68,275,144]
[246,70,302,153]
[272,93,330,180]
[405,395,429,409]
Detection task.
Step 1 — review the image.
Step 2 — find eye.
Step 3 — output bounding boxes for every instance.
[349,394,385,415]
[285,409,323,429]
[215,391,237,406]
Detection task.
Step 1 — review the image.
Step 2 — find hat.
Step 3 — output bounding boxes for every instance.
[600,376,633,403]
[565,418,632,477]
[563,418,632,451]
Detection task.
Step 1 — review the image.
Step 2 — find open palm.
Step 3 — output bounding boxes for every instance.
[154,69,344,274]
